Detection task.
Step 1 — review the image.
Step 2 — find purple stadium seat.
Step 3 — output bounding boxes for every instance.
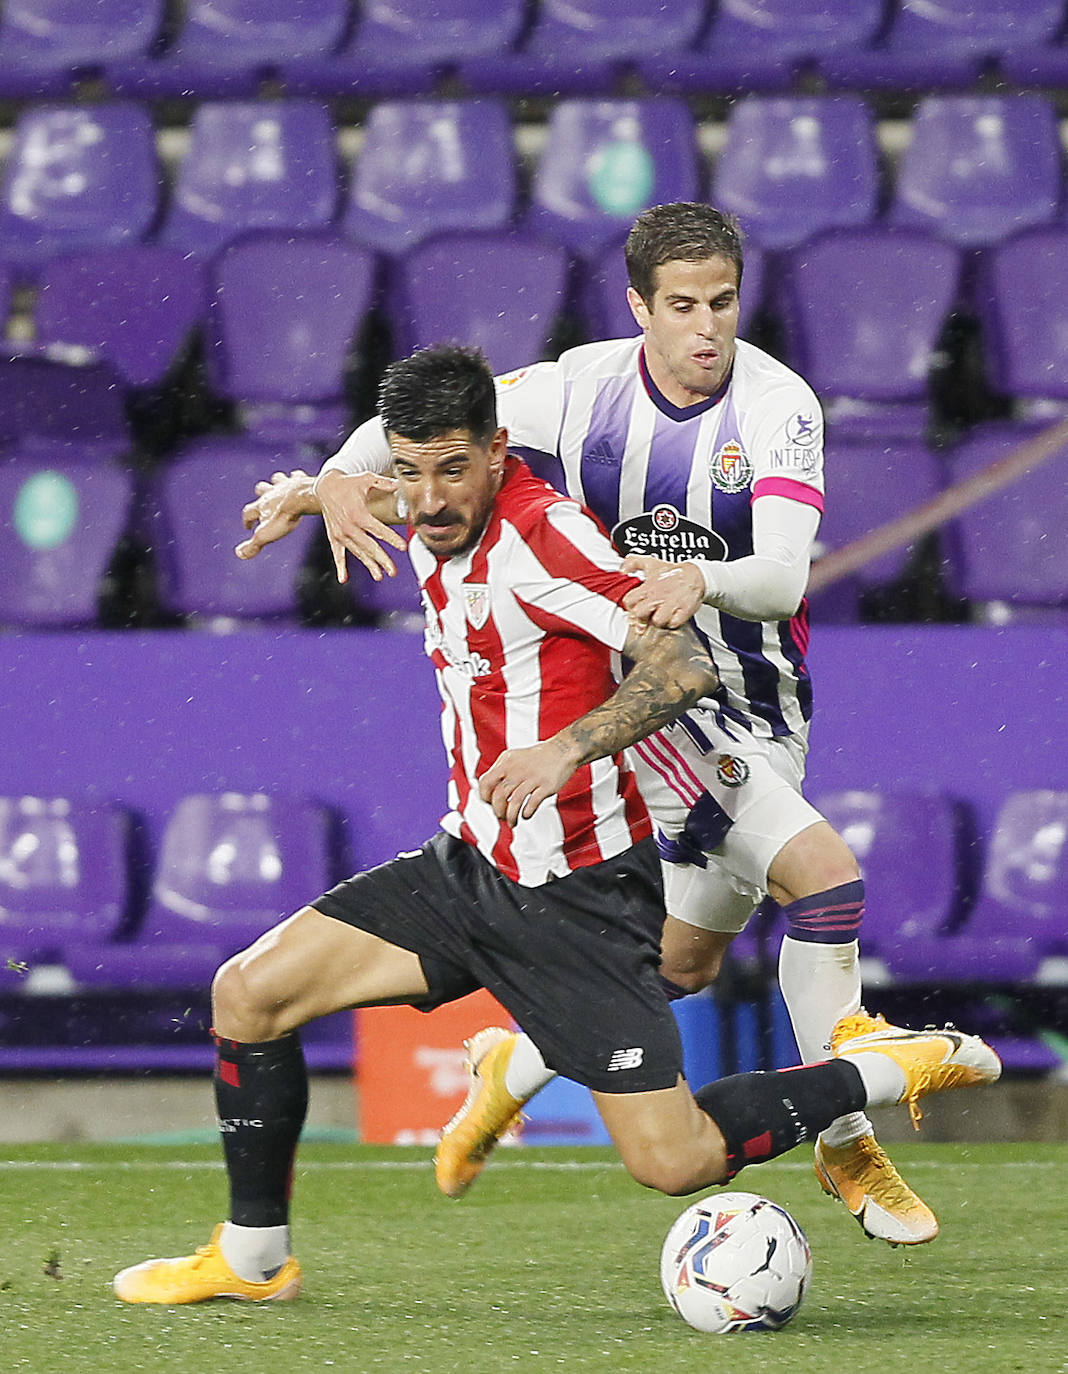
[639,0,884,95]
[944,421,1068,611]
[209,232,376,446]
[34,246,206,391]
[0,798,130,965]
[147,436,324,621]
[710,97,879,253]
[0,0,165,98]
[779,228,961,440]
[811,790,966,985]
[0,103,159,278]
[69,793,334,988]
[284,0,525,97]
[976,228,1068,408]
[389,230,569,377]
[461,0,707,97]
[351,556,424,624]
[889,97,1063,250]
[108,0,350,98]
[822,0,1065,91]
[808,438,944,622]
[160,101,340,259]
[918,791,1068,985]
[580,239,766,342]
[342,100,516,257]
[0,452,133,626]
[0,357,129,455]
[523,100,700,263]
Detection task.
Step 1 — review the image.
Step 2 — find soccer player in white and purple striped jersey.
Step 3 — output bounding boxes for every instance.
[239,205,937,1247]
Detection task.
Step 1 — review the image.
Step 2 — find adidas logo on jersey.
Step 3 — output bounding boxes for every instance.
[606,1047,644,1072]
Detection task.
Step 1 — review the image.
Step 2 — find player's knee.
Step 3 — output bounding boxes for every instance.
[211,952,291,1042]
[660,952,723,995]
[622,1144,715,1197]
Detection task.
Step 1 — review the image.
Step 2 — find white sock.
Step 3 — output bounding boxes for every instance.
[777,934,873,1148]
[504,1033,557,1100]
[220,1222,291,1283]
[842,1051,907,1108]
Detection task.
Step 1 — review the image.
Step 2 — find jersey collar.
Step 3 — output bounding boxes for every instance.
[638,345,732,421]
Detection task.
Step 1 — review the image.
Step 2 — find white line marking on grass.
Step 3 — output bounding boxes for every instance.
[1,1157,1061,1173]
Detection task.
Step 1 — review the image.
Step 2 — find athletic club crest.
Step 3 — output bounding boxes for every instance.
[715,754,750,788]
[463,584,491,629]
[709,440,753,494]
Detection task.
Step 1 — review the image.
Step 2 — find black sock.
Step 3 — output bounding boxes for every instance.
[214,1031,309,1228]
[695,1061,865,1178]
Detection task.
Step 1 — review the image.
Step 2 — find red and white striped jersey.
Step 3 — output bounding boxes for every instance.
[409,457,651,887]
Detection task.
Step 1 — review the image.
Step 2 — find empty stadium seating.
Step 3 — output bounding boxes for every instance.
[0,453,134,627]
[109,0,350,98]
[160,100,341,258]
[524,99,701,262]
[463,0,707,97]
[33,245,206,391]
[944,421,1068,612]
[341,99,516,256]
[888,96,1063,249]
[640,0,885,95]
[285,0,525,97]
[146,436,326,621]
[0,797,131,965]
[710,95,880,252]
[208,231,377,446]
[0,0,165,99]
[976,227,1068,410]
[388,230,569,374]
[821,0,1066,91]
[0,103,159,277]
[778,227,962,440]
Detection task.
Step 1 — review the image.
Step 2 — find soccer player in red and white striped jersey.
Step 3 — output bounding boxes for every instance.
[113,345,1000,1306]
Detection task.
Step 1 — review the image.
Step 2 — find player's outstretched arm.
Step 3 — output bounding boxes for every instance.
[235,469,320,559]
[479,623,718,826]
[236,469,404,583]
[316,469,408,585]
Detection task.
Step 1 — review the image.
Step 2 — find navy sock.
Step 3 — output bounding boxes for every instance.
[214,1031,308,1228]
[695,1060,865,1178]
[781,879,864,944]
[659,974,690,1002]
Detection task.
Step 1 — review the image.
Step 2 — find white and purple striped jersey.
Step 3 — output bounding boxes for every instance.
[327,336,825,741]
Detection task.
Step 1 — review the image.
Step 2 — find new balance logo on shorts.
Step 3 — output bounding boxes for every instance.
[606,1047,644,1072]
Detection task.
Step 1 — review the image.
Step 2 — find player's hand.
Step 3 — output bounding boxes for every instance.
[236,469,316,560]
[317,470,407,584]
[478,739,582,826]
[621,554,706,629]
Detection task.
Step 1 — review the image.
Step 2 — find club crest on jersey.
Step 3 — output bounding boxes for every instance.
[612,505,727,563]
[463,584,491,629]
[715,754,750,788]
[709,440,752,493]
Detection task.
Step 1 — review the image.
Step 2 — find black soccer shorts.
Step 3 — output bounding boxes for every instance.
[312,831,683,1094]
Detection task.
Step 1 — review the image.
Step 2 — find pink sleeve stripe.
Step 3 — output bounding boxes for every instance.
[751,477,824,512]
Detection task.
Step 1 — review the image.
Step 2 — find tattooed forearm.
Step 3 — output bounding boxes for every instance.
[556,623,719,769]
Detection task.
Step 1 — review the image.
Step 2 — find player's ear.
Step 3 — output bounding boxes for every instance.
[627,286,651,331]
[488,427,508,472]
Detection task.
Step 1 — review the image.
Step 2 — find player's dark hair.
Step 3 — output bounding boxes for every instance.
[378,343,498,446]
[625,202,744,306]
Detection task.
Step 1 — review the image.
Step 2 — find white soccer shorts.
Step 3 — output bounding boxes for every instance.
[628,710,822,933]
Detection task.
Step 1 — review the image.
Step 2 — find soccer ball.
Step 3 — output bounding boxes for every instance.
[660,1191,812,1334]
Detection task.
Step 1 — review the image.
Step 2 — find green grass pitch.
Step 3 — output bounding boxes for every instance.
[2,1141,1066,1374]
